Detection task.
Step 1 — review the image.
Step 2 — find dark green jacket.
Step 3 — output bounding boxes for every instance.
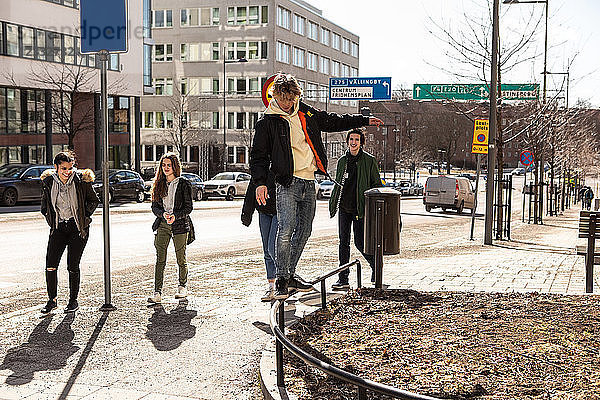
[329,150,382,219]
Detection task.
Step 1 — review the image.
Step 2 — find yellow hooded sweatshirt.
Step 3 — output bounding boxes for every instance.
[265,98,317,181]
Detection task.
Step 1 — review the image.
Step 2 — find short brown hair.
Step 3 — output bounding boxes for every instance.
[271,73,302,98]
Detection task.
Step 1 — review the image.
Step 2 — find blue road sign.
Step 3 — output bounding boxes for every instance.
[520,150,534,166]
[329,77,392,100]
[80,0,128,54]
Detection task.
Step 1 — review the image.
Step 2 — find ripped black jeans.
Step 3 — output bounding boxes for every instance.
[45,219,88,302]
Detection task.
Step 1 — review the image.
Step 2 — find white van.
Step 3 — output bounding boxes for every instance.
[423,176,475,213]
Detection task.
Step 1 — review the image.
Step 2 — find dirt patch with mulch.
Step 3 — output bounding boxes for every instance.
[284,289,600,399]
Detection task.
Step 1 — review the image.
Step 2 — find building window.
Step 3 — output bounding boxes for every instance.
[306,82,318,101]
[22,27,34,59]
[41,0,79,8]
[307,52,317,71]
[261,6,268,23]
[331,33,340,50]
[47,32,62,63]
[153,44,172,62]
[64,35,75,64]
[108,96,130,134]
[152,10,173,28]
[320,56,330,74]
[143,0,152,38]
[6,24,19,56]
[319,85,328,103]
[277,6,290,29]
[331,60,340,77]
[6,88,21,134]
[181,77,219,95]
[143,44,152,87]
[144,145,154,161]
[342,37,350,54]
[236,113,246,129]
[236,146,246,164]
[228,112,235,129]
[227,146,234,164]
[153,78,173,95]
[212,112,219,129]
[276,41,290,64]
[308,21,318,41]
[341,64,350,77]
[320,27,330,46]
[351,42,359,57]
[351,67,358,77]
[249,77,260,94]
[143,112,154,128]
[181,43,216,62]
[249,112,259,128]
[293,47,304,68]
[181,8,220,27]
[293,14,305,35]
[212,8,220,25]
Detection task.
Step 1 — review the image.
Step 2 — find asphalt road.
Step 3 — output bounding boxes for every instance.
[0,183,493,298]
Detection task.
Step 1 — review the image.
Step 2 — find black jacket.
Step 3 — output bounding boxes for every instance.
[241,172,276,226]
[250,101,369,187]
[40,169,100,239]
[151,178,195,243]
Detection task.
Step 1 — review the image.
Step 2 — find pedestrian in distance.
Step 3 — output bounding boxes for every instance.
[585,186,594,211]
[241,171,278,302]
[40,151,100,314]
[250,72,383,300]
[148,152,195,304]
[329,129,382,290]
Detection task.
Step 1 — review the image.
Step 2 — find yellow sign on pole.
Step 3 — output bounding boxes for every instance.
[471,119,489,154]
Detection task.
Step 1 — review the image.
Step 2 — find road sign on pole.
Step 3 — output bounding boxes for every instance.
[80,0,128,312]
[80,0,128,53]
[413,83,539,101]
[471,119,489,154]
[520,150,534,166]
[329,77,392,100]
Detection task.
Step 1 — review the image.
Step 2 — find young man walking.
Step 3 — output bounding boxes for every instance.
[329,129,382,290]
[250,73,382,299]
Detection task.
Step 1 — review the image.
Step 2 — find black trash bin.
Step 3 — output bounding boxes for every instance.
[364,187,402,256]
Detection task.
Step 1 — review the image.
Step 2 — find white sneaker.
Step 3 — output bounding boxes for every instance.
[175,286,187,299]
[147,292,161,304]
[261,288,275,302]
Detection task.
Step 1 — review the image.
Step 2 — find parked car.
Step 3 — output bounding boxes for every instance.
[182,173,204,201]
[458,173,476,181]
[413,182,424,196]
[0,164,54,206]
[317,180,335,199]
[93,169,146,203]
[423,175,475,214]
[511,167,525,176]
[396,181,414,196]
[202,171,251,200]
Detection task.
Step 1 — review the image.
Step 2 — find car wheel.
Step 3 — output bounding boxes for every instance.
[108,190,114,203]
[457,201,464,214]
[442,207,447,212]
[195,189,203,201]
[2,187,18,207]
[425,205,432,212]
[135,190,145,203]
[317,191,323,200]
[226,187,235,201]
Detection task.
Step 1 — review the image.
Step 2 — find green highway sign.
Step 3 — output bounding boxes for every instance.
[413,83,539,101]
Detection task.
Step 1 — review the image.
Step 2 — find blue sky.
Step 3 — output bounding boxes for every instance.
[309,0,599,107]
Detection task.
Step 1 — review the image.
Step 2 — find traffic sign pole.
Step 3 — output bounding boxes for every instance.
[99,50,116,312]
[470,154,482,241]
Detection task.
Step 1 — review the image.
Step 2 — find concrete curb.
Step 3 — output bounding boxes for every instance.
[259,343,298,400]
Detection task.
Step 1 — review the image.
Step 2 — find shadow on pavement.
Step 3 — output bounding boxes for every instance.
[0,313,79,385]
[57,312,108,400]
[402,211,485,219]
[493,239,574,255]
[145,300,198,351]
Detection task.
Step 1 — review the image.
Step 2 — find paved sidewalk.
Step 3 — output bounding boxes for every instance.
[0,205,596,400]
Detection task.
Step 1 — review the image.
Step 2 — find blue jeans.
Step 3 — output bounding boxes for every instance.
[258,212,277,280]
[338,210,374,283]
[275,177,316,280]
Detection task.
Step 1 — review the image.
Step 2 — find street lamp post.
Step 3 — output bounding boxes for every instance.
[222,47,247,172]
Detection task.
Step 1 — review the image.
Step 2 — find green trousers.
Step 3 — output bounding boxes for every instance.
[154,221,188,293]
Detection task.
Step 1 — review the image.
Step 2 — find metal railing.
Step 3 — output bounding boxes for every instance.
[269,259,440,400]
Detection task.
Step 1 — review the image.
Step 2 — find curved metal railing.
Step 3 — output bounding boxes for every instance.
[268,259,440,400]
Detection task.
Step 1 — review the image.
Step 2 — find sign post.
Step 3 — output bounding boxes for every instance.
[80,0,128,312]
[520,150,534,223]
[470,119,489,240]
[413,83,539,101]
[329,77,392,100]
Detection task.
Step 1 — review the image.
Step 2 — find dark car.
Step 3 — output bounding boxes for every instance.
[458,173,476,181]
[93,169,146,203]
[0,164,54,206]
[182,173,204,201]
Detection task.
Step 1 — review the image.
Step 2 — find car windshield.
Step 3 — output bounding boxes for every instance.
[321,181,333,186]
[400,182,410,187]
[211,173,235,181]
[0,165,26,178]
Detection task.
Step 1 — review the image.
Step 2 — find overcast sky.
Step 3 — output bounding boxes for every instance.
[309,0,599,107]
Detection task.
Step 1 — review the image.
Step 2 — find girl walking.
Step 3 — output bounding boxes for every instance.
[40,151,99,314]
[148,152,194,304]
